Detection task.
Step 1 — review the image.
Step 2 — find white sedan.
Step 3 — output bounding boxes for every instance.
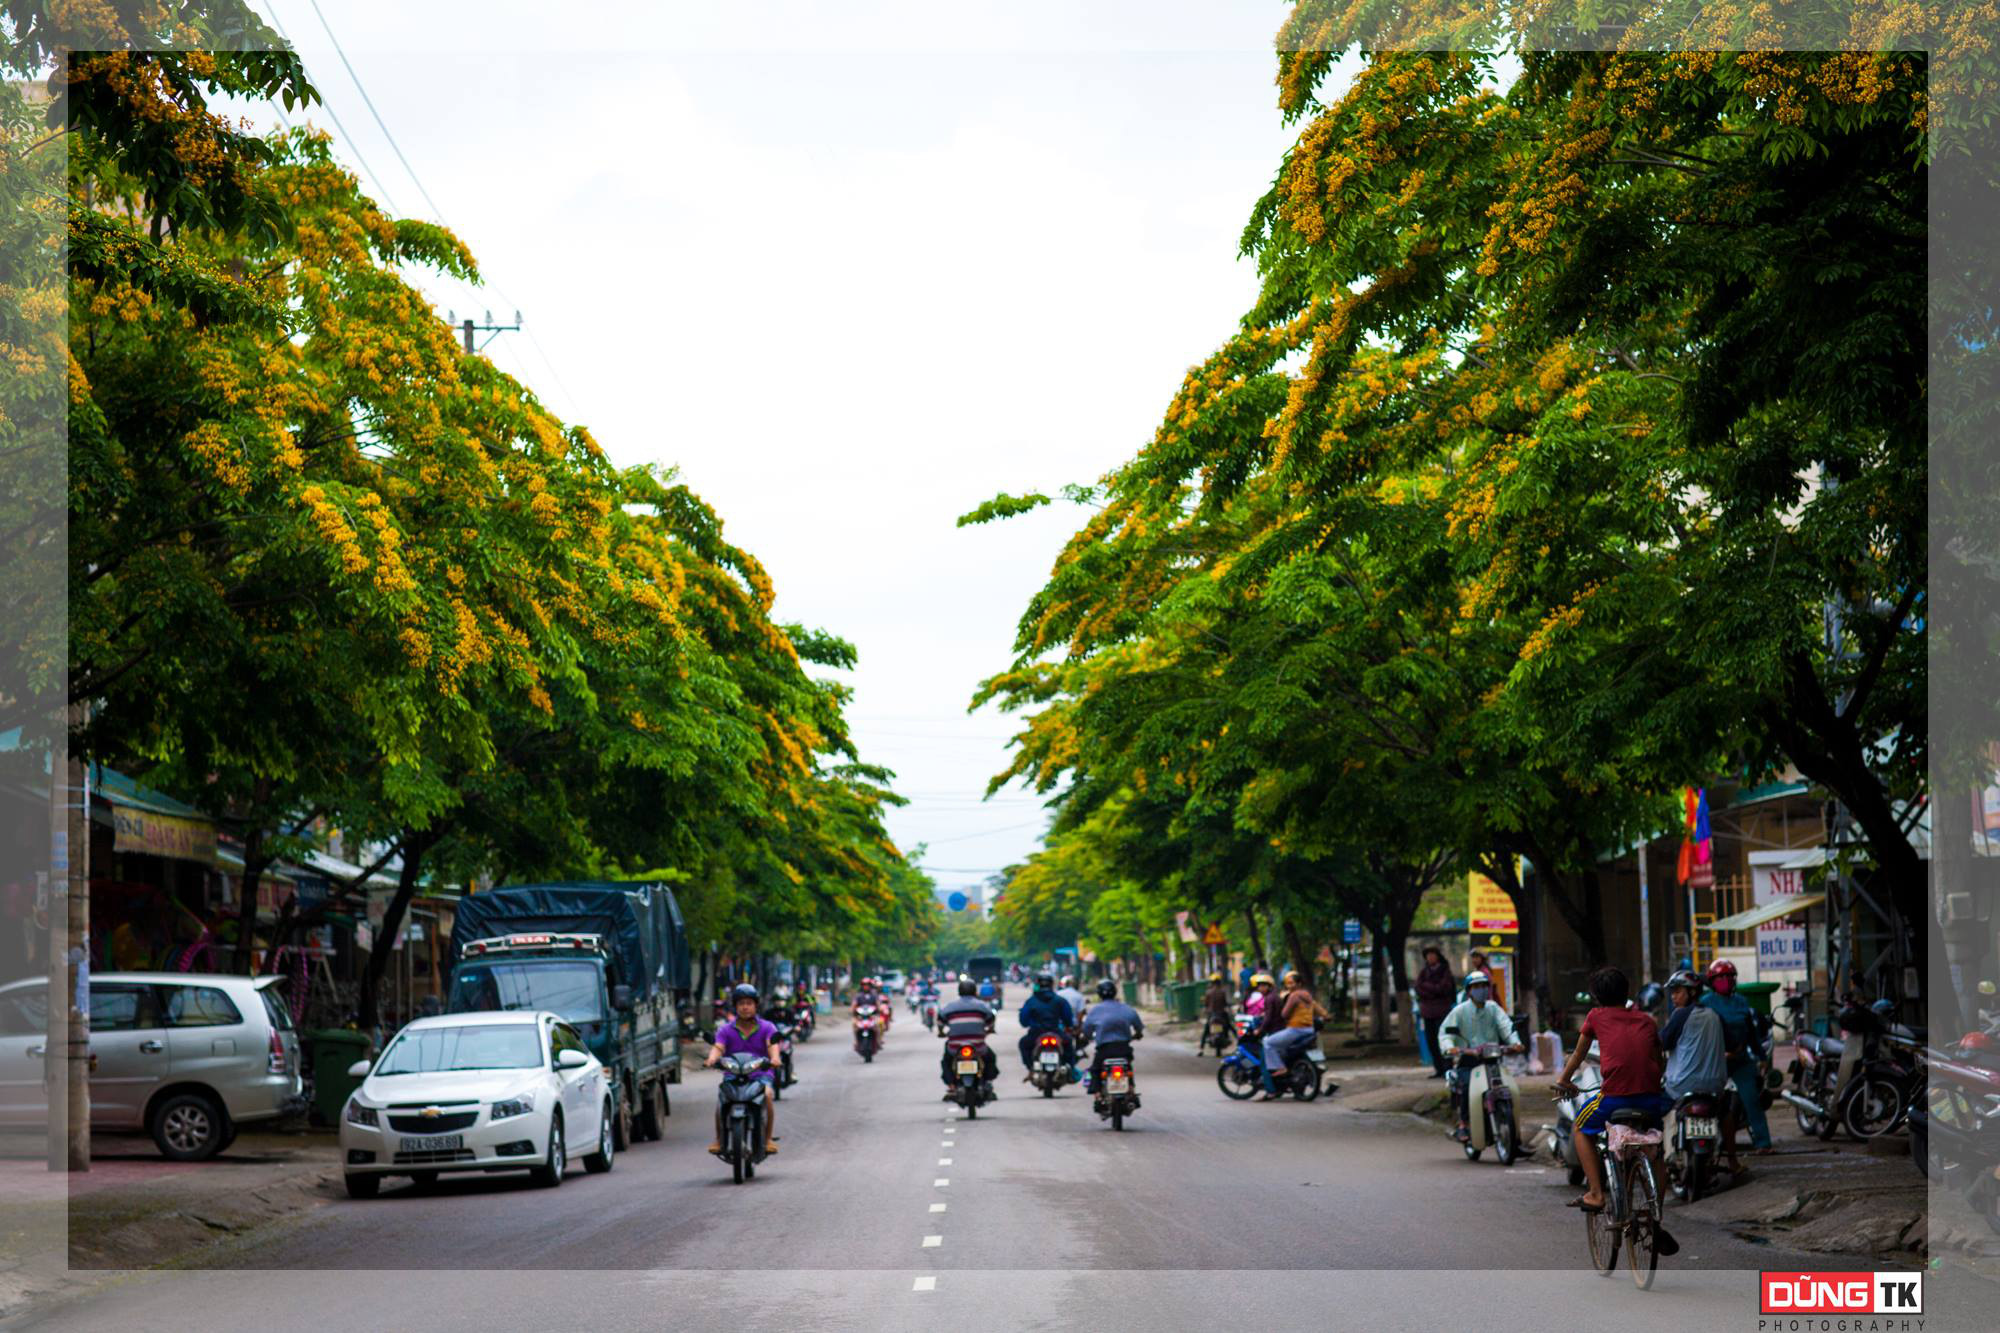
[339,1010,614,1198]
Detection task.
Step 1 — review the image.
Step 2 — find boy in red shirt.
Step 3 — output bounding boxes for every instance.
[1554,965,1671,1211]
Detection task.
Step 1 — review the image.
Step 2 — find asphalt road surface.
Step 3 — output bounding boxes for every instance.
[25,1004,1990,1331]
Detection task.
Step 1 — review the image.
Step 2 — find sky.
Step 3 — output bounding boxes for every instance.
[251,1,1326,901]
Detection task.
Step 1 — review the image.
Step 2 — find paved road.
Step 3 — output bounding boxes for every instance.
[22,1005,1991,1330]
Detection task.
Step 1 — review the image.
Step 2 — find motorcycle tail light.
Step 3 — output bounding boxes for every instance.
[1961,1032,1995,1051]
[961,1047,975,1058]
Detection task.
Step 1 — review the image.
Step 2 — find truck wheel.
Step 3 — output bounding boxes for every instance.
[637,1080,667,1141]
[611,1093,631,1152]
[345,1173,380,1199]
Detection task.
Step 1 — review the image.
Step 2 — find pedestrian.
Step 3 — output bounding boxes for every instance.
[1415,944,1456,1078]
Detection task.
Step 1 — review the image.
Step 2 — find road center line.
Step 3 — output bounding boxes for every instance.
[938,1157,952,1165]
[922,1235,942,1247]
[913,1276,937,1292]
[934,1177,949,1187]
[930,1203,947,1213]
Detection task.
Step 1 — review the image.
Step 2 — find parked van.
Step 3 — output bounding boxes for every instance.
[0,971,305,1160]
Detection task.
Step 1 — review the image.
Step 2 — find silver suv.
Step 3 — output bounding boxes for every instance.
[0,971,305,1160]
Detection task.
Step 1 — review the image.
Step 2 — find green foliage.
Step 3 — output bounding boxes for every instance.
[955,491,1050,527]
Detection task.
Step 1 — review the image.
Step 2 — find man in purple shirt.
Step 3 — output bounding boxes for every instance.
[706,983,783,1155]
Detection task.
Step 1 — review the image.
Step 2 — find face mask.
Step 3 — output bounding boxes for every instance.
[1711,977,1734,995]
[1468,987,1491,1003]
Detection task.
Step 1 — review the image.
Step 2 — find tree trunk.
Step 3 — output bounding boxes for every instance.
[1281,917,1315,990]
[228,828,270,974]
[1526,846,1607,967]
[1382,893,1418,1047]
[356,831,438,1034]
[1242,909,1267,969]
[1489,854,1549,1031]
[1368,936,1390,1041]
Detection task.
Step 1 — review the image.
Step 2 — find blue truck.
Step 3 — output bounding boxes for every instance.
[447,882,690,1149]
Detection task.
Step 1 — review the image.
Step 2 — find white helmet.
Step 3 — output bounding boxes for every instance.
[1464,970,1491,989]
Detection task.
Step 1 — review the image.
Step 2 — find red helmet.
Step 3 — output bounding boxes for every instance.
[1705,959,1738,981]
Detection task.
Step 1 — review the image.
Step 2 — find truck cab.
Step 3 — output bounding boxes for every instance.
[446,933,625,1067]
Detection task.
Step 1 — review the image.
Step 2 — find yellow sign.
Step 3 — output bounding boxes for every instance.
[1202,923,1226,946]
[110,807,217,864]
[1469,872,1518,934]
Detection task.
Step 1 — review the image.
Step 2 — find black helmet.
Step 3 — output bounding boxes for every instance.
[730,983,759,1006]
[1096,979,1117,999]
[1666,969,1700,995]
[1035,972,1055,990]
[958,978,976,997]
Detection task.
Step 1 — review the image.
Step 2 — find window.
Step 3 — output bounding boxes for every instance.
[0,986,47,1037]
[162,985,243,1028]
[90,985,160,1032]
[446,962,604,1025]
[375,1024,542,1074]
[259,988,294,1032]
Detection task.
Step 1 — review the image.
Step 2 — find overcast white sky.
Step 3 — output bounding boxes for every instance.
[254,2,1335,900]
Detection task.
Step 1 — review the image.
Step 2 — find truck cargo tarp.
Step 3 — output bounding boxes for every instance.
[449,882,689,999]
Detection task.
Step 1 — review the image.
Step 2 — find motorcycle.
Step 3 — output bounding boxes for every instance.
[1092,1045,1141,1131]
[1027,1031,1073,1097]
[946,1035,996,1118]
[1547,1055,1602,1187]
[768,1017,797,1097]
[1920,1024,2000,1235]
[1784,993,1923,1140]
[853,1002,883,1062]
[1665,1089,1725,1202]
[792,996,816,1042]
[1452,1040,1522,1165]
[1215,1014,1324,1101]
[714,1050,772,1184]
[920,994,939,1032]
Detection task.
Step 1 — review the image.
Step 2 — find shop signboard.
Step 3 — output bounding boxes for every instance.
[1749,850,1810,979]
[1468,872,1519,934]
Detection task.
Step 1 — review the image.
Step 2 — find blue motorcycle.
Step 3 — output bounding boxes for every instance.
[1216,1015,1325,1101]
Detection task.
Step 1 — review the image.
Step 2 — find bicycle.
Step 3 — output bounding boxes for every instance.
[1575,1104,1673,1289]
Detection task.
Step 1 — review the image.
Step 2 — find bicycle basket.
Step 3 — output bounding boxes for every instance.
[1606,1124,1663,1155]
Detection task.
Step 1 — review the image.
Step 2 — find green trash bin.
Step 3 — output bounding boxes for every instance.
[309,1029,374,1127]
[1122,981,1140,1008]
[1737,980,1780,1018]
[1164,982,1195,1023]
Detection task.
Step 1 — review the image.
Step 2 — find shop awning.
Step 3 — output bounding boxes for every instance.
[1779,848,1828,871]
[93,766,218,864]
[1701,893,1825,932]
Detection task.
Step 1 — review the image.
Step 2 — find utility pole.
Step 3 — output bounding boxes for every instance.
[1637,837,1652,984]
[49,706,89,1171]
[446,308,522,355]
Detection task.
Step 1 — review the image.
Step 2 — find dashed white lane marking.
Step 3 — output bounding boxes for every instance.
[930,1203,947,1213]
[922,1235,943,1248]
[941,1139,954,1147]
[913,1276,937,1292]
[939,1157,953,1165]
[934,1177,950,1187]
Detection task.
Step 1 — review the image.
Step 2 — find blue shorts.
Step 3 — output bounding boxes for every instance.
[1575,1090,1671,1136]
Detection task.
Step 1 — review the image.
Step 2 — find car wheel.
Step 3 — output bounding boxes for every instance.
[530,1114,566,1188]
[584,1099,616,1173]
[151,1092,228,1162]
[345,1173,380,1199]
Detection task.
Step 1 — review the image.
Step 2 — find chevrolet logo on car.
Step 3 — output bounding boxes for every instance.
[419,1107,441,1119]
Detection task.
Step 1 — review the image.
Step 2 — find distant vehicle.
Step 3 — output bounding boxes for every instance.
[0,971,305,1161]
[339,1010,614,1198]
[965,956,1005,984]
[878,969,906,991]
[447,882,689,1150]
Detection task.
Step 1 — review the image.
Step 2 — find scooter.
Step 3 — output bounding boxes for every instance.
[1783,993,1922,1140]
[853,1003,883,1062]
[714,1050,772,1184]
[1920,1025,2000,1235]
[1216,1015,1324,1101]
[1547,1055,1602,1187]
[792,996,816,1042]
[946,1035,996,1118]
[1452,1040,1523,1164]
[1665,1089,1725,1202]
[1092,1044,1141,1131]
[1027,1031,1073,1097]
[768,1017,797,1097]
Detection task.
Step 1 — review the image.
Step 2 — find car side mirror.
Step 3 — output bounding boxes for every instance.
[611,984,633,1011]
[347,1059,371,1078]
[556,1048,590,1070]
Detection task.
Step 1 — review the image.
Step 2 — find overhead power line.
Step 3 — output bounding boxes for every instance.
[308,0,445,222]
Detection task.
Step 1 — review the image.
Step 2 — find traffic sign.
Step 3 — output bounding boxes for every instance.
[1202,923,1226,946]
[947,891,969,912]
[1342,918,1362,943]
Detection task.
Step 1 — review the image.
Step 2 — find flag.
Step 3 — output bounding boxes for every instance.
[1677,786,1713,886]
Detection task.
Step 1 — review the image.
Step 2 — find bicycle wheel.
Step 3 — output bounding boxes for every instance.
[1625,1155,1660,1290]
[1586,1199,1620,1274]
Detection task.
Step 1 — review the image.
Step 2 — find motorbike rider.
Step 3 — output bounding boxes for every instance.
[936,977,999,1096]
[1257,969,1327,1102]
[1056,974,1088,1035]
[1017,971,1077,1075]
[1555,966,1671,1212]
[1200,972,1234,1051]
[1699,958,1773,1156]
[854,975,891,1044]
[1659,969,1732,1170]
[1079,978,1143,1091]
[705,982,782,1155]
[1244,972,1275,1021]
[1438,969,1524,1142]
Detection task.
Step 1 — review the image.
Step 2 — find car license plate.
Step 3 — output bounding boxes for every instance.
[957,1060,980,1074]
[1039,1052,1060,1066]
[399,1133,463,1153]
[1684,1117,1719,1139]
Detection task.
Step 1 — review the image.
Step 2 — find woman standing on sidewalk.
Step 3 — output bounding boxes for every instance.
[1415,946,1456,1078]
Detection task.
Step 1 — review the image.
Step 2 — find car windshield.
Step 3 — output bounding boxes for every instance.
[447,962,604,1024]
[376,1024,542,1074]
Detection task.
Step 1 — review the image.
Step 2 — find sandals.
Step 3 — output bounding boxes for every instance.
[1566,1197,1605,1212]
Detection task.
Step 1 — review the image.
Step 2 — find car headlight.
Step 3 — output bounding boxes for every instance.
[490,1093,536,1121]
[344,1098,378,1128]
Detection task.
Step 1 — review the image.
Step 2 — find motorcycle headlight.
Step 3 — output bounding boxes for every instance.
[344,1098,378,1128]
[490,1093,537,1122]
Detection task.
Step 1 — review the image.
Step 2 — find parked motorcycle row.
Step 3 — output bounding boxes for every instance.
[1909,980,2000,1235]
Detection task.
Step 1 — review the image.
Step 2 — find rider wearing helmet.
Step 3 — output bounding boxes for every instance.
[1438,970,1524,1141]
[1698,958,1771,1154]
[1257,969,1327,1101]
[1243,972,1276,1020]
[1017,971,1077,1074]
[936,977,998,1094]
[1079,977,1144,1091]
[854,975,892,1044]
[705,983,782,1155]
[1660,970,1730,1158]
[1055,974,1087,1032]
